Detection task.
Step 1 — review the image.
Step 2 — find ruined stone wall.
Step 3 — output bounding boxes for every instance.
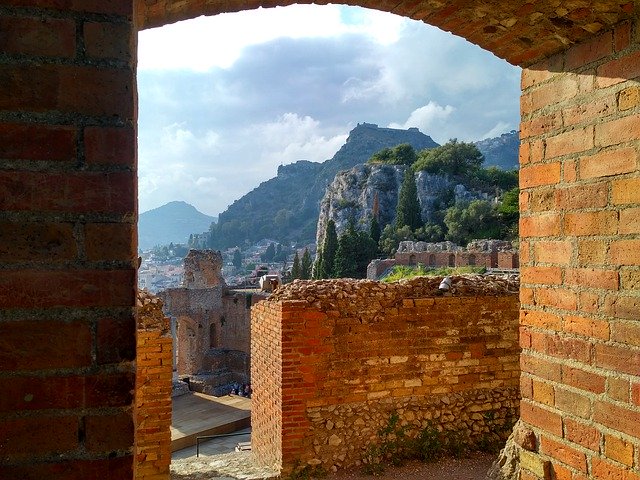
[221,292,254,353]
[135,291,172,480]
[516,18,640,480]
[251,277,520,472]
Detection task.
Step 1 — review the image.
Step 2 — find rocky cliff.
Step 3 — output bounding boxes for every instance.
[316,164,489,247]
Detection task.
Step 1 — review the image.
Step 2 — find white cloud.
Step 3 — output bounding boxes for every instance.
[389,101,455,142]
[138,5,406,71]
[479,121,513,140]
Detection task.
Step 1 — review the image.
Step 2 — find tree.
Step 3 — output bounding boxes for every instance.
[232,249,242,269]
[444,200,501,245]
[301,248,312,280]
[370,215,381,246]
[413,139,484,178]
[368,144,417,166]
[313,249,324,279]
[334,222,377,279]
[291,251,301,280]
[497,187,519,239]
[261,242,275,262]
[319,220,338,278]
[396,169,422,231]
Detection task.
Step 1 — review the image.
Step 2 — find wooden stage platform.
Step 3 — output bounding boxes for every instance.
[171,392,252,452]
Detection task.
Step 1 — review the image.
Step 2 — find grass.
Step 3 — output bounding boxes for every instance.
[382,265,486,282]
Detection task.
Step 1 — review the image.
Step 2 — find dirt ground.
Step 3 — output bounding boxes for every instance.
[328,453,495,480]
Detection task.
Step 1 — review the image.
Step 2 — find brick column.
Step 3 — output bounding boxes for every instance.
[519,18,640,480]
[0,2,138,478]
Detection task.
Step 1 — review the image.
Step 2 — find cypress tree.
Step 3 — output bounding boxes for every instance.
[396,168,422,231]
[291,251,301,279]
[320,220,338,278]
[313,249,324,279]
[301,248,312,280]
[370,215,381,246]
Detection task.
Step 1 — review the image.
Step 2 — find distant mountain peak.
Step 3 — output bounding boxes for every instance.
[139,201,217,251]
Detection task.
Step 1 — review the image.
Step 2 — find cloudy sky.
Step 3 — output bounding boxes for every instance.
[137,5,521,217]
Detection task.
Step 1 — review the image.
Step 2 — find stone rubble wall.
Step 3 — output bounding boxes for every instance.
[135,290,172,480]
[252,276,520,472]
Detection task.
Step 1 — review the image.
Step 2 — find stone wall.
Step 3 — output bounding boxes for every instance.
[135,291,172,480]
[251,276,520,472]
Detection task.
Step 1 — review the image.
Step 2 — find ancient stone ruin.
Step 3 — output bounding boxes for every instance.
[368,239,519,279]
[159,250,266,395]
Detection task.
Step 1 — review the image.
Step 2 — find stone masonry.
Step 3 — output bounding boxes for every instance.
[251,275,520,473]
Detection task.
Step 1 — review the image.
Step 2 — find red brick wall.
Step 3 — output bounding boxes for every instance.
[251,301,283,469]
[0,2,137,479]
[135,293,172,480]
[251,280,520,472]
[519,18,640,480]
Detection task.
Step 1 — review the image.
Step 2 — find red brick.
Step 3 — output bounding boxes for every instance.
[0,456,133,480]
[534,240,573,264]
[84,22,132,60]
[592,457,640,480]
[604,294,640,320]
[595,343,640,376]
[611,321,640,347]
[521,266,562,285]
[555,182,608,210]
[554,387,591,419]
[521,353,562,382]
[520,112,562,139]
[577,239,607,266]
[612,177,640,205]
[596,114,640,147]
[521,400,563,437]
[0,221,77,262]
[597,50,640,88]
[520,214,561,238]
[563,314,610,340]
[618,86,640,110]
[540,435,587,472]
[1,0,132,15]
[0,15,75,57]
[522,77,578,114]
[580,147,637,179]
[0,416,78,457]
[0,269,135,308]
[562,96,615,128]
[564,268,619,290]
[563,159,578,183]
[532,379,555,406]
[578,291,600,313]
[0,375,84,412]
[563,417,600,451]
[0,123,77,161]
[614,21,632,52]
[0,319,92,371]
[546,336,592,363]
[619,207,640,234]
[566,30,612,70]
[521,162,562,188]
[562,365,606,394]
[521,310,562,330]
[607,377,630,402]
[0,64,133,118]
[610,240,640,266]
[545,127,594,160]
[564,210,618,236]
[605,434,634,466]
[535,287,578,311]
[85,412,134,452]
[0,171,135,214]
[84,126,135,166]
[85,223,135,261]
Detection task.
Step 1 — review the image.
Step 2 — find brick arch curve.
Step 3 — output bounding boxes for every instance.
[136,0,634,66]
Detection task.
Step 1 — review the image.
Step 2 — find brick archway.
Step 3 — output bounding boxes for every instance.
[1,1,639,479]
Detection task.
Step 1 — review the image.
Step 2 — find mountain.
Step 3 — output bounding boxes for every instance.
[207,123,439,248]
[474,130,519,170]
[139,201,217,251]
